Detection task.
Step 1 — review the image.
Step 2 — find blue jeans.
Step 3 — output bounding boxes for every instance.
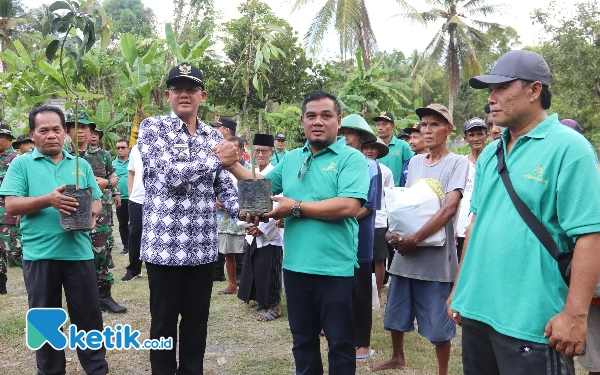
[284,270,355,375]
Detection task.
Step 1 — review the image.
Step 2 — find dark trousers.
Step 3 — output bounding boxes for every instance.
[462,317,575,375]
[353,261,372,348]
[284,269,355,375]
[457,237,465,261]
[23,260,108,375]
[146,261,216,375]
[115,199,130,250]
[126,201,143,276]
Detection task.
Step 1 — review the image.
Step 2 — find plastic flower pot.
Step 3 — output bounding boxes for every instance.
[60,185,94,231]
[237,179,273,216]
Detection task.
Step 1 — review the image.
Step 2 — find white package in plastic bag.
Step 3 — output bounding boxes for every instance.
[384,179,446,247]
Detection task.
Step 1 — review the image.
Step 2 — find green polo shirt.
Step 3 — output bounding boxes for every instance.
[0,149,103,261]
[265,137,369,276]
[113,156,129,200]
[270,148,288,167]
[377,135,413,186]
[451,114,600,344]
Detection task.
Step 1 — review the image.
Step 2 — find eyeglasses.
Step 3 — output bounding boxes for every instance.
[115,146,128,150]
[298,156,312,180]
[169,86,202,94]
[254,149,271,154]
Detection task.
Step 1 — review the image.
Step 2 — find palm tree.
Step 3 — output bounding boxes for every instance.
[405,0,500,115]
[0,0,37,72]
[292,0,417,69]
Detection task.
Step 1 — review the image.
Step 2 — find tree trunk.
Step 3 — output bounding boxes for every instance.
[447,25,459,118]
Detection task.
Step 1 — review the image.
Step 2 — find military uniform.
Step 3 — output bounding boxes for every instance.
[78,147,119,289]
[65,109,126,312]
[0,125,22,294]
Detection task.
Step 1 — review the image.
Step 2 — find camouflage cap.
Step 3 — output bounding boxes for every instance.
[12,134,33,147]
[65,109,95,128]
[92,128,104,139]
[0,123,14,139]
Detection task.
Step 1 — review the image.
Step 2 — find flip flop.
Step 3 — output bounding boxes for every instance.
[356,349,376,360]
[217,289,234,295]
[257,308,283,322]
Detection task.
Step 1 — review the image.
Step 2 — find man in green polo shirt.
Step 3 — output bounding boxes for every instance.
[113,139,130,255]
[215,91,369,375]
[373,111,413,186]
[0,105,108,374]
[448,50,600,374]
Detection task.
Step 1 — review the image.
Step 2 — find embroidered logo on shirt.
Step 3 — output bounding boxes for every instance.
[321,162,338,173]
[392,150,400,156]
[524,165,548,185]
[71,168,86,177]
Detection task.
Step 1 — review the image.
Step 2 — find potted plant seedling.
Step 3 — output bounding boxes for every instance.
[42,0,110,230]
[237,133,273,216]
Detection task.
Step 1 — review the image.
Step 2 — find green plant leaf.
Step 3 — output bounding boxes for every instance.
[165,23,184,63]
[48,0,73,12]
[45,40,60,61]
[189,35,210,60]
[142,41,158,64]
[120,33,137,66]
[37,60,65,87]
[133,57,148,86]
[95,99,111,125]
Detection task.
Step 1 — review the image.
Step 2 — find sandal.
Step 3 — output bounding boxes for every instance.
[217,289,234,295]
[257,308,283,322]
[249,304,265,312]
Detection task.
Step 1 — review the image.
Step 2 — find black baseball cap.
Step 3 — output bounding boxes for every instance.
[275,133,286,141]
[166,63,205,89]
[403,122,422,135]
[397,131,410,139]
[210,117,237,131]
[372,111,395,123]
[469,50,552,89]
[463,117,487,134]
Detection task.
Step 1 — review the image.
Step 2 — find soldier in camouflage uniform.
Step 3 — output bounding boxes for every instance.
[65,111,126,313]
[12,134,35,155]
[0,124,22,294]
[90,128,118,268]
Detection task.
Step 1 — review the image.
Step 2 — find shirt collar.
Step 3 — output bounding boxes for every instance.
[500,113,559,144]
[168,111,210,136]
[33,148,74,160]
[388,135,397,146]
[114,156,129,163]
[302,136,346,155]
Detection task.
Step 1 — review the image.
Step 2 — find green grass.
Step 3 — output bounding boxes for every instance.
[0,227,587,374]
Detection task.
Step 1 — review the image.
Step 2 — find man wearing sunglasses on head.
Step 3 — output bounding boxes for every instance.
[137,63,239,375]
[214,91,369,375]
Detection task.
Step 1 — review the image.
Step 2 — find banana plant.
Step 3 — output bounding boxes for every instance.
[88,99,129,153]
[165,23,211,66]
[338,47,412,117]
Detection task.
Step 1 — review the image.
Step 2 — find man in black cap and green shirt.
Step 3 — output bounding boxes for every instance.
[0,124,21,294]
[137,63,239,374]
[373,111,414,186]
[455,117,487,261]
[270,133,288,166]
[66,110,125,314]
[12,134,35,154]
[449,50,600,375]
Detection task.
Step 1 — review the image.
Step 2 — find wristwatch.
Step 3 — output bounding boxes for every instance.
[291,200,302,218]
[107,180,113,189]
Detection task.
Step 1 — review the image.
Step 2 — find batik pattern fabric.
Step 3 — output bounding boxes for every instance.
[137,111,239,266]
